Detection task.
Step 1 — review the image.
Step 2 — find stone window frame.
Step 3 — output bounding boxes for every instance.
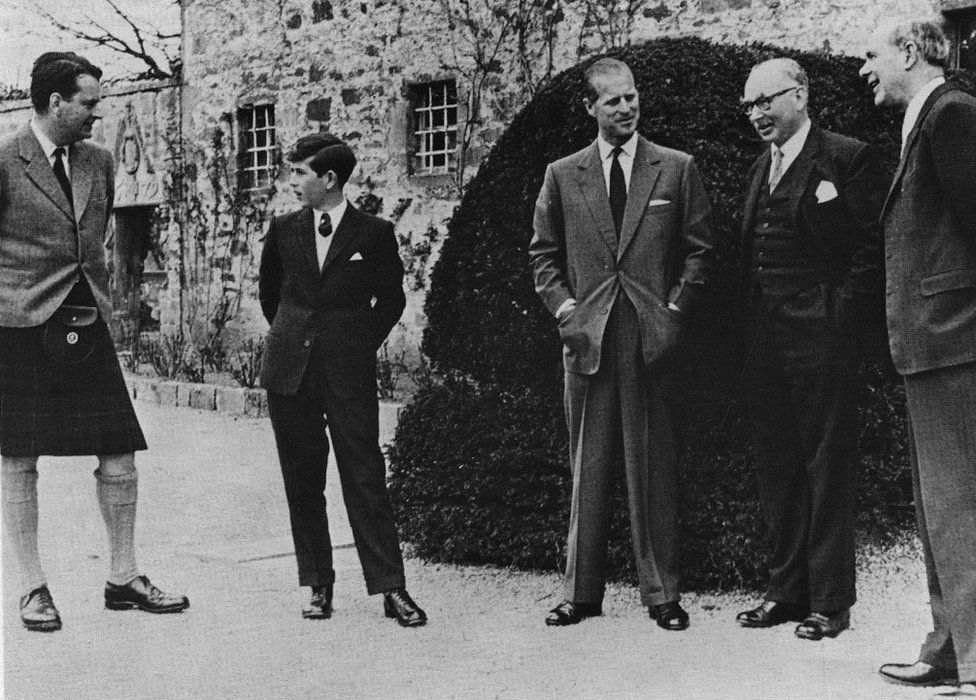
[406,79,460,177]
[943,2,976,71]
[236,102,278,192]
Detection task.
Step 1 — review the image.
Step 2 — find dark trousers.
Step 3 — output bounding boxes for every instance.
[562,294,680,607]
[905,362,976,683]
[744,299,858,611]
[267,337,405,595]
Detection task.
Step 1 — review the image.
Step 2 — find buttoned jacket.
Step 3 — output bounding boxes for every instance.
[258,203,406,395]
[529,135,714,374]
[881,84,976,375]
[0,124,115,326]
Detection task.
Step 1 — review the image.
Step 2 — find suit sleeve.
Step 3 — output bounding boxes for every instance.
[837,142,884,300]
[529,164,574,317]
[669,157,715,313]
[368,220,406,349]
[258,218,282,326]
[930,98,976,237]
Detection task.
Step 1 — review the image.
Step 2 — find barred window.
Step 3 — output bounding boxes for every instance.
[410,80,458,175]
[238,104,276,190]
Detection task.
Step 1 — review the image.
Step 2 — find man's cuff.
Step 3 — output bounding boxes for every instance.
[555,298,576,320]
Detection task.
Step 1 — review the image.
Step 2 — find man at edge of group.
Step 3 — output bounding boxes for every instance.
[258,132,426,627]
[529,58,715,630]
[0,52,188,633]
[860,18,976,697]
[734,57,884,641]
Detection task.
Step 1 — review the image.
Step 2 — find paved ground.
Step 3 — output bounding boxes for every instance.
[0,401,953,699]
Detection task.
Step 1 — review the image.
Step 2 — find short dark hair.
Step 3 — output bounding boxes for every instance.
[30,52,103,113]
[286,132,357,185]
[583,58,633,102]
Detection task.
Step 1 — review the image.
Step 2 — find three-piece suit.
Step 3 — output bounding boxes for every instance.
[258,202,407,595]
[882,82,976,683]
[740,124,883,612]
[530,134,714,607]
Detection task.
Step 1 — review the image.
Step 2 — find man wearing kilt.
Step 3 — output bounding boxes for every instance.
[0,52,188,632]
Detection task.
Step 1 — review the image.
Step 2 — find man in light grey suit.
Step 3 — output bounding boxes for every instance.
[530,58,714,629]
[860,18,976,696]
[0,52,187,633]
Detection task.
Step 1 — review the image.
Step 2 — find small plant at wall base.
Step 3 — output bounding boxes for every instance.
[230,337,265,389]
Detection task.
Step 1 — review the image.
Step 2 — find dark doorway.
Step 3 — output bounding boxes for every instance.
[110,205,158,347]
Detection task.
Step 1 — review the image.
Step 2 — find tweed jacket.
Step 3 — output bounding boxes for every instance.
[258,203,406,395]
[881,84,976,375]
[0,124,115,326]
[529,135,714,374]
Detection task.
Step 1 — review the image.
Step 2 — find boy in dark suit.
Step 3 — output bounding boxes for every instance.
[259,133,425,626]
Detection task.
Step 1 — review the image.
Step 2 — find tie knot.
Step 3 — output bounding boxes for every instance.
[317,214,333,238]
[611,146,623,159]
[54,147,65,160]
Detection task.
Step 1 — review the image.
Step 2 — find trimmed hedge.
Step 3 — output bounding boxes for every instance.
[391,38,968,590]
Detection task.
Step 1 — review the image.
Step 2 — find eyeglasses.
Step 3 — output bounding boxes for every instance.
[739,86,801,115]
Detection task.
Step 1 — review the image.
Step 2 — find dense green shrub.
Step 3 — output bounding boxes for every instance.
[392,38,967,590]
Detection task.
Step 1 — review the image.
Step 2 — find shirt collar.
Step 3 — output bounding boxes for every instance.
[771,117,811,163]
[314,198,348,228]
[903,76,946,147]
[597,132,638,161]
[29,117,61,161]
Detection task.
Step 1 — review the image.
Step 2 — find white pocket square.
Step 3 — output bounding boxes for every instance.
[349,252,364,261]
[815,180,838,203]
[648,199,672,207]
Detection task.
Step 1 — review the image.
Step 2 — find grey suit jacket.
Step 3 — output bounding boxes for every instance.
[881,84,976,375]
[0,124,116,326]
[529,135,714,374]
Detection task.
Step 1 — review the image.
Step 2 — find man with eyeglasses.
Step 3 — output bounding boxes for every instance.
[734,58,884,640]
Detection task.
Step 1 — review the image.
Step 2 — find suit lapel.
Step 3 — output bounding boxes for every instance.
[616,136,661,261]
[882,83,951,220]
[296,208,320,276]
[788,125,821,226]
[575,143,618,256]
[321,204,361,273]
[18,127,74,222]
[70,143,94,220]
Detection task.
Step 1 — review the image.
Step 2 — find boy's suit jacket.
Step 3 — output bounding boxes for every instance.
[258,204,405,395]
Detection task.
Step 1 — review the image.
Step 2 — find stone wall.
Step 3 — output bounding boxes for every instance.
[2,0,963,364]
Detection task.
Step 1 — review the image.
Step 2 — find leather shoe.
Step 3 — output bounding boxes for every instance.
[879,661,959,687]
[383,588,427,627]
[20,585,62,632]
[649,601,689,631]
[736,600,808,628]
[302,585,333,619]
[795,609,849,640]
[933,683,976,697]
[545,600,602,626]
[104,575,189,613]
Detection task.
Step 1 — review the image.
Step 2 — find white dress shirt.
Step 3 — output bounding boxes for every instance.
[313,199,347,269]
[902,76,945,154]
[30,118,70,179]
[769,117,811,184]
[597,132,638,195]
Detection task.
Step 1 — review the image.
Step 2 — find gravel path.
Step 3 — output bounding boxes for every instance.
[2,402,945,699]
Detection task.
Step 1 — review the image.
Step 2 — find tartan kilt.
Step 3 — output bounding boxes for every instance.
[0,321,147,457]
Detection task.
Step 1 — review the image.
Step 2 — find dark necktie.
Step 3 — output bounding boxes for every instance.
[53,147,74,210]
[609,147,626,237]
[317,213,332,238]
